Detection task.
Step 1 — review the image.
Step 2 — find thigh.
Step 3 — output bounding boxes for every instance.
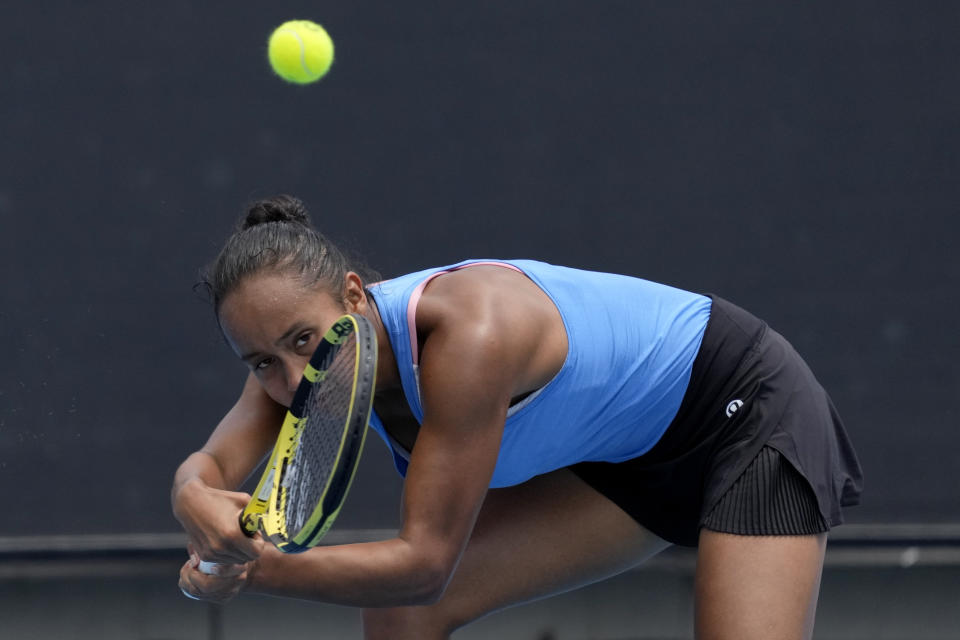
[694,529,827,640]
[363,468,671,640]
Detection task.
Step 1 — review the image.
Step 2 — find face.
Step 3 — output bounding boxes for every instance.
[218,270,366,407]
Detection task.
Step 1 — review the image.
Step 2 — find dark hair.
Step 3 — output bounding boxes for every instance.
[200,195,377,313]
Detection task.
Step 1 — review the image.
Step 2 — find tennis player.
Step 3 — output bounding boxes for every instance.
[173,195,862,639]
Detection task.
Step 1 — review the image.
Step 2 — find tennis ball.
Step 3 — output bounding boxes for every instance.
[267,20,334,84]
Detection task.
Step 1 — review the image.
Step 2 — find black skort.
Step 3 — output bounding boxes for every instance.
[570,295,863,547]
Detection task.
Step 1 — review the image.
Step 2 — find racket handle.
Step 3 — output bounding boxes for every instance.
[197,560,219,575]
[238,510,260,537]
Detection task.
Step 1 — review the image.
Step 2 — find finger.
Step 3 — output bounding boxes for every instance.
[180,580,203,601]
[199,528,260,564]
[226,491,253,509]
[179,561,204,601]
[191,570,249,604]
[248,533,266,557]
[181,561,248,604]
[227,518,265,561]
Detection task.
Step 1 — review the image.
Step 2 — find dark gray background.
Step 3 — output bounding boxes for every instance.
[1,1,957,536]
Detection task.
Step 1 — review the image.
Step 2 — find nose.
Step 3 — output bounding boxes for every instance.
[285,360,303,398]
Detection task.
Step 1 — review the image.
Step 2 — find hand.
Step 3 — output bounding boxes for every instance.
[179,545,254,604]
[173,479,264,565]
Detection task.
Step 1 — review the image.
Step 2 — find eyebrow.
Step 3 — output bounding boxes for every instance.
[240,323,306,362]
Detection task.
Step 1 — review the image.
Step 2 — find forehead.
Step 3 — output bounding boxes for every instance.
[217,273,338,347]
[223,272,310,313]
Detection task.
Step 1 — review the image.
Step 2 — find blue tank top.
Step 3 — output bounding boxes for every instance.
[367,259,711,488]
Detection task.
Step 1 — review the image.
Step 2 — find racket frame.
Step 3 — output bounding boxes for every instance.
[239,313,376,552]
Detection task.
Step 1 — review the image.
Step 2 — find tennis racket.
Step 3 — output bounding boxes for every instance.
[197,313,376,573]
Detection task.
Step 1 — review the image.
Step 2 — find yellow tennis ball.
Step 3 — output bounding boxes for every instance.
[267,20,334,84]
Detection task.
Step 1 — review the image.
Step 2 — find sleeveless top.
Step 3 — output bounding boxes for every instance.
[366,259,712,488]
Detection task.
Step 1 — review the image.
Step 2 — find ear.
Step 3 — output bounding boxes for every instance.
[342,271,367,313]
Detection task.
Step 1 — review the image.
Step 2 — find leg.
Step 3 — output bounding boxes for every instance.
[694,529,827,640]
[362,468,671,640]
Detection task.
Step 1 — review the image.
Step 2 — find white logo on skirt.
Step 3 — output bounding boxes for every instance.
[725,399,744,418]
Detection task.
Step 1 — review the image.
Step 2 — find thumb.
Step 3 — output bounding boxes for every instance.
[233,528,266,562]
[250,532,266,556]
[229,492,253,508]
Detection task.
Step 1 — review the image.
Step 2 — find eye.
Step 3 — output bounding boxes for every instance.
[255,357,275,371]
[295,333,312,350]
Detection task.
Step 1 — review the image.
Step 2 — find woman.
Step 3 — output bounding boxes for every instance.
[173,195,862,639]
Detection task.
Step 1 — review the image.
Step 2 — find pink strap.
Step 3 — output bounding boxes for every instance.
[407,261,523,365]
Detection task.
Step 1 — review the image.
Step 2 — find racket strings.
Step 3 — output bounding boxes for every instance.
[283,332,358,535]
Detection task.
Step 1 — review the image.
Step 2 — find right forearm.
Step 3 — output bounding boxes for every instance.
[171,450,265,563]
[171,375,281,549]
[171,451,228,509]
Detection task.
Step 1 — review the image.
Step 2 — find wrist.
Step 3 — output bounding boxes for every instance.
[244,544,277,594]
[172,475,208,519]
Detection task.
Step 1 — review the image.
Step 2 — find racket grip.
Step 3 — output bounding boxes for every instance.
[197,560,219,575]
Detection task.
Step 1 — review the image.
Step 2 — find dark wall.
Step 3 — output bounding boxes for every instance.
[1,2,957,536]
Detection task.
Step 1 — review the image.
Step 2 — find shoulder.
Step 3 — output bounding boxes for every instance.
[415,265,541,333]
[413,265,568,393]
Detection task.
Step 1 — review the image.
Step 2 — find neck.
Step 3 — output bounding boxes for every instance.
[364,291,402,392]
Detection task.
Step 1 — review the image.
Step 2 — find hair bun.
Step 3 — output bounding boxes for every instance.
[241,195,312,230]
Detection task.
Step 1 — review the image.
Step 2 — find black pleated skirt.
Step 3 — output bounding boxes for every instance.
[701,445,827,535]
